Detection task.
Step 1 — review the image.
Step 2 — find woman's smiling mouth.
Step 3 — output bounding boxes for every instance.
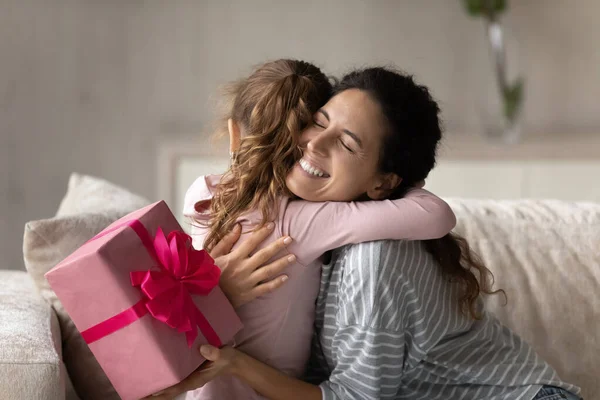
[299,158,330,178]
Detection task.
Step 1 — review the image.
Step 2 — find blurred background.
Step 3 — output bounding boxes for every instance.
[1,0,599,271]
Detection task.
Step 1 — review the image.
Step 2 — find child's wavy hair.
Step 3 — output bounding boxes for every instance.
[200,59,332,251]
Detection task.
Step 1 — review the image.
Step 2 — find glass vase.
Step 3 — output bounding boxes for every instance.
[478,20,525,144]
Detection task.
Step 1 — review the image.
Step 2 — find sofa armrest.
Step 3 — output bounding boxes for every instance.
[0,270,65,400]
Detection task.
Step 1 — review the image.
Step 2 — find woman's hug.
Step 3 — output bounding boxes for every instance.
[148,60,582,400]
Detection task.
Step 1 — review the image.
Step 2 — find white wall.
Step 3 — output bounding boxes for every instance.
[2,0,599,270]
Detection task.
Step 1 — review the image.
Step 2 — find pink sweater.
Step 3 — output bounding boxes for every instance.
[183,175,456,400]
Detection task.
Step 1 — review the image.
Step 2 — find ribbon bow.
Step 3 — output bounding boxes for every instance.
[79,220,224,348]
[130,228,222,348]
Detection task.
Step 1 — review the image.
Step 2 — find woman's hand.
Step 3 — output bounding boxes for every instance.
[145,344,321,400]
[143,346,239,400]
[209,223,295,308]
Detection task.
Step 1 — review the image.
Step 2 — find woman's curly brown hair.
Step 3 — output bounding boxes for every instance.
[200,59,332,252]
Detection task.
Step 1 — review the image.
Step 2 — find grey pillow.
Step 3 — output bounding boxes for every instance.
[23,173,150,400]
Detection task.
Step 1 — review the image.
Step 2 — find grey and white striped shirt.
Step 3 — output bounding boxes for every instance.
[306,240,580,400]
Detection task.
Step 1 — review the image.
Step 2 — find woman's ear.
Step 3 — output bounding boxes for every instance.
[228,119,242,154]
[367,173,402,200]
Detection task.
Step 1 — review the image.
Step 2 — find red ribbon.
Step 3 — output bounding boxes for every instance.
[80,219,222,348]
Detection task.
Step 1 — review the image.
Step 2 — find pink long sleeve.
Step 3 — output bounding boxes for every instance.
[281,188,456,266]
[183,176,456,267]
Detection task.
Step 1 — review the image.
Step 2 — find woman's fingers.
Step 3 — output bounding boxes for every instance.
[247,274,290,299]
[251,253,295,284]
[209,224,242,258]
[208,223,293,307]
[175,364,215,393]
[144,361,217,399]
[232,223,275,257]
[250,236,293,267]
[143,384,181,399]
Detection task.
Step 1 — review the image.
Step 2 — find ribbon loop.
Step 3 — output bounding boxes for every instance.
[131,227,222,347]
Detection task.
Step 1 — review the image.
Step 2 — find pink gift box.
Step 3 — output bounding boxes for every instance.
[46,201,242,400]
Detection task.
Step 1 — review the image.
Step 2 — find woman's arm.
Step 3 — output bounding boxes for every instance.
[235,324,407,400]
[232,350,322,400]
[283,187,456,265]
[149,326,406,400]
[144,345,321,400]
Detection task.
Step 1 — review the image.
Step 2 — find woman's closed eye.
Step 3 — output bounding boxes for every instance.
[312,114,356,154]
[339,139,354,153]
[313,119,355,154]
[313,119,326,129]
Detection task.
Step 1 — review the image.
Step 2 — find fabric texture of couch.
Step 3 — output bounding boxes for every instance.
[0,270,67,400]
[448,198,600,399]
[0,173,598,400]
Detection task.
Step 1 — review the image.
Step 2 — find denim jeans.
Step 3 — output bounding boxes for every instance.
[532,385,582,400]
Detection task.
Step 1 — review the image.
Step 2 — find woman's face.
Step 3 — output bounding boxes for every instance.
[286,89,391,202]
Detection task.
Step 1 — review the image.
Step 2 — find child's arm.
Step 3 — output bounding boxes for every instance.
[282,188,455,265]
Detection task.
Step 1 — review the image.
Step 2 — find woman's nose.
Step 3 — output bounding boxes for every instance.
[306,131,330,155]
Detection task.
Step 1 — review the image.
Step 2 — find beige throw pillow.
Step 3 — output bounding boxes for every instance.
[56,173,149,218]
[23,173,150,400]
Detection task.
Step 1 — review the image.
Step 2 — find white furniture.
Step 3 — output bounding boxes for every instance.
[427,131,600,201]
[427,160,600,200]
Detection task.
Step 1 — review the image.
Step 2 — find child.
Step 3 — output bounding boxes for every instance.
[183,59,456,399]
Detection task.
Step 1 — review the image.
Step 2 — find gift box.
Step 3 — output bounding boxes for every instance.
[45,200,242,400]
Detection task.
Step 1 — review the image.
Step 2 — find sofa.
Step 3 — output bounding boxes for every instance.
[1,173,599,400]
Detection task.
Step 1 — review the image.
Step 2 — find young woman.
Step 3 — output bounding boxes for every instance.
[149,67,581,400]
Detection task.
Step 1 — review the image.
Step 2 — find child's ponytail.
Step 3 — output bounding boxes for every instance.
[201,60,332,251]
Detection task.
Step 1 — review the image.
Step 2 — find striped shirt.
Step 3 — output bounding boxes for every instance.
[306,240,581,400]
